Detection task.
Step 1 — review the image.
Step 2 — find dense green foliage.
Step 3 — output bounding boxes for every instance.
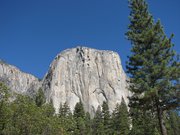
[0,82,132,135]
[35,88,46,107]
[112,98,130,135]
[126,0,180,135]
[0,82,11,134]
[0,81,179,134]
[166,111,180,135]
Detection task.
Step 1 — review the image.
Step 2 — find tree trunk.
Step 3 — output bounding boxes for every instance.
[157,106,167,135]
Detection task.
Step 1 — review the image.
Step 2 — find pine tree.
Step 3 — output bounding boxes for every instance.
[59,102,75,134]
[42,99,55,117]
[73,101,86,135]
[84,112,92,135]
[35,88,45,107]
[129,108,145,135]
[74,101,85,119]
[101,101,111,134]
[92,106,104,135]
[119,98,130,135]
[126,0,180,135]
[112,98,130,135]
[59,101,72,117]
[112,104,120,134]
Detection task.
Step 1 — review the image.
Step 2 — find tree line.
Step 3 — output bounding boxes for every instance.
[0,83,130,135]
[0,83,179,135]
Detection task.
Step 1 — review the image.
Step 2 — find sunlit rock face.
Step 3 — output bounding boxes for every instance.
[0,60,40,96]
[0,47,130,116]
[42,46,130,116]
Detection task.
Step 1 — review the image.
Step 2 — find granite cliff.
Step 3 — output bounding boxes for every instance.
[0,60,40,96]
[0,47,130,116]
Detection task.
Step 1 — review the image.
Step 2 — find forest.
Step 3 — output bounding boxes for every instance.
[0,83,179,135]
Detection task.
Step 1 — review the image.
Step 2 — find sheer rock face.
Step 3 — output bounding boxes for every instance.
[0,47,130,116]
[42,47,130,116]
[0,60,40,95]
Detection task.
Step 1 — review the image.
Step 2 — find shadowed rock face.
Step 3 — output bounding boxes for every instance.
[42,47,130,116]
[0,60,40,96]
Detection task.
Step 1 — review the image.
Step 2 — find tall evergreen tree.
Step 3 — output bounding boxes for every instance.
[92,106,104,135]
[59,102,75,134]
[84,112,93,135]
[112,98,130,135]
[73,101,86,135]
[126,0,180,135]
[59,101,72,117]
[101,101,111,134]
[119,98,129,135]
[35,88,45,107]
[41,99,55,117]
[74,101,85,119]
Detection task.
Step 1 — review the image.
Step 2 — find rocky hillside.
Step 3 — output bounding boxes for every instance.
[0,47,130,116]
[0,60,40,96]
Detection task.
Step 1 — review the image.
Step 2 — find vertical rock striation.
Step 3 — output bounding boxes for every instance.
[42,46,130,116]
[0,47,130,116]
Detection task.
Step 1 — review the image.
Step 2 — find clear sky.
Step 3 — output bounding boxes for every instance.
[0,0,179,79]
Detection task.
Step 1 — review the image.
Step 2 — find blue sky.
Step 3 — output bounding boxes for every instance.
[0,0,179,79]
